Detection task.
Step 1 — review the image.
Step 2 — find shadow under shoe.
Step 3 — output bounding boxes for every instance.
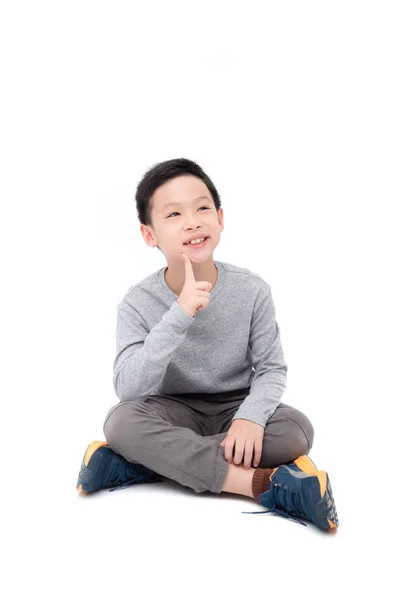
[242,455,339,530]
[76,440,164,493]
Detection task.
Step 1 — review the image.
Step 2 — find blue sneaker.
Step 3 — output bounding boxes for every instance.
[242,455,339,530]
[76,441,163,493]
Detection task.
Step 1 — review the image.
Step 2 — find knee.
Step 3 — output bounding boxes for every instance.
[260,405,315,468]
[102,401,141,455]
[103,402,124,452]
[285,408,315,455]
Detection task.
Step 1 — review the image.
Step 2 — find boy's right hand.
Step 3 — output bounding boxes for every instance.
[177,253,212,318]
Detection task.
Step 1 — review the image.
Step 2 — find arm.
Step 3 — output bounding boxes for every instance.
[113,299,194,402]
[231,283,288,428]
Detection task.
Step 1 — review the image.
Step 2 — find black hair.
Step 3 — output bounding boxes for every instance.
[135,158,222,251]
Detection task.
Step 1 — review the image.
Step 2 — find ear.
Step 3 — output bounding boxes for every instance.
[217,208,224,231]
[140,224,158,248]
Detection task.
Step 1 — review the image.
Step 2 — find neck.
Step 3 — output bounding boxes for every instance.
[165,260,218,296]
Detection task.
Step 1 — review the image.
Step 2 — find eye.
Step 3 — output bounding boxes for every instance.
[167,207,209,218]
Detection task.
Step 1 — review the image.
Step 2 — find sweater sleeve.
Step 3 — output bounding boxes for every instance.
[113,298,195,402]
[231,283,288,428]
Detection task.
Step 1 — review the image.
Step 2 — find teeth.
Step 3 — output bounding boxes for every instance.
[185,237,206,245]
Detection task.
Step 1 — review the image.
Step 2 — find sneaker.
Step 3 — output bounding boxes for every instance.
[76,440,163,493]
[242,455,339,530]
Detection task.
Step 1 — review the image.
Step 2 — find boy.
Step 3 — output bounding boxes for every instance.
[76,158,339,531]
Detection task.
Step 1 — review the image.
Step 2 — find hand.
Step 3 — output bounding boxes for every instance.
[177,253,213,317]
[220,419,264,469]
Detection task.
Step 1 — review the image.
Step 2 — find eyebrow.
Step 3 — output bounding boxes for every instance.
[162,195,212,213]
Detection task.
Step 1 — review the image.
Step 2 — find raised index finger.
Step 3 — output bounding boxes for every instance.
[181,252,196,283]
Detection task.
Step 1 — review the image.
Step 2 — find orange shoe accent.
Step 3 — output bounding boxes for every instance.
[76,441,109,493]
[84,441,109,467]
[293,455,327,498]
[269,467,279,481]
[328,519,337,529]
[293,455,319,474]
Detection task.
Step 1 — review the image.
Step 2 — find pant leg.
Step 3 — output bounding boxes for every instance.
[205,401,315,492]
[102,396,229,494]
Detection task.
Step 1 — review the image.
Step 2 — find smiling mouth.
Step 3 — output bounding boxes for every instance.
[183,236,210,246]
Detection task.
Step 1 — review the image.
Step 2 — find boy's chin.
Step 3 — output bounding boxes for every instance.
[180,251,213,261]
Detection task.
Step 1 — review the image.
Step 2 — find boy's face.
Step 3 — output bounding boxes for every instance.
[141,175,224,264]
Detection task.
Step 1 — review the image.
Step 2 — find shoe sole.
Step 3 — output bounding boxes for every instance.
[77,440,109,493]
[290,456,339,529]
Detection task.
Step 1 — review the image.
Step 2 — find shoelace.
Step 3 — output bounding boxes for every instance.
[109,477,147,492]
[105,459,148,492]
[241,481,308,526]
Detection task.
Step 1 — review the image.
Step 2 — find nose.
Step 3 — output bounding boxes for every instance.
[184,222,203,232]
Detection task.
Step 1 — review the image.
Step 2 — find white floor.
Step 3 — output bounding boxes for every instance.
[4,418,394,600]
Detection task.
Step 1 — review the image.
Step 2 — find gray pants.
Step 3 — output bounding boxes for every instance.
[103,387,314,494]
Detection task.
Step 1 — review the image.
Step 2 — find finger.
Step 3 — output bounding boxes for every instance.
[233,441,244,465]
[253,439,263,468]
[195,281,212,291]
[224,440,235,463]
[194,289,211,298]
[195,295,210,312]
[181,253,196,283]
[243,442,255,470]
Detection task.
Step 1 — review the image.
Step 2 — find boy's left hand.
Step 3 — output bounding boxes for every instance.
[220,419,264,469]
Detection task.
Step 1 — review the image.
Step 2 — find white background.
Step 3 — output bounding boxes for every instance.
[1,1,399,598]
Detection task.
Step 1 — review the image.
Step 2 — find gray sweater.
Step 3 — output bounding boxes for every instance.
[113,260,288,428]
